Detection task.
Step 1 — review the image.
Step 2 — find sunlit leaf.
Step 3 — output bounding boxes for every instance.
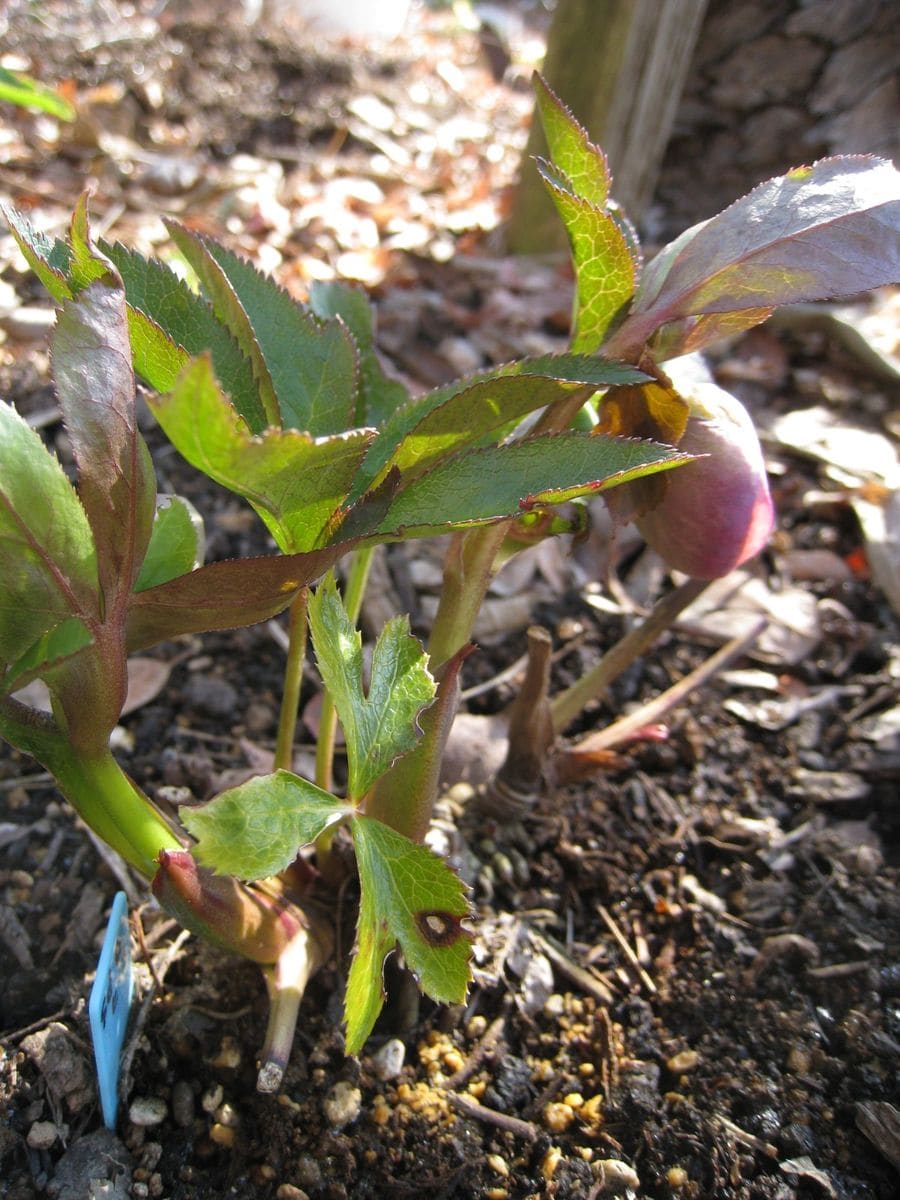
[533,72,610,208]
[149,356,373,552]
[99,240,265,430]
[308,574,435,801]
[0,65,76,121]
[169,226,358,435]
[537,160,636,352]
[181,770,349,879]
[5,207,74,301]
[354,354,648,499]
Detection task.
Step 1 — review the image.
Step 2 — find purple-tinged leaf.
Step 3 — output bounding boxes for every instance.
[125,543,354,651]
[52,279,156,607]
[647,307,775,363]
[606,156,900,359]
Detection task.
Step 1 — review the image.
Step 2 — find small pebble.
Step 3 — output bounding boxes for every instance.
[544,1102,576,1133]
[666,1166,689,1189]
[214,1103,240,1128]
[322,1081,362,1129]
[209,1122,235,1148]
[182,673,239,719]
[294,1155,322,1189]
[201,1083,224,1114]
[541,1146,563,1181]
[129,1097,168,1127]
[371,1038,406,1081]
[212,1036,242,1070]
[487,1153,509,1177]
[27,1120,59,1150]
[666,1050,699,1074]
[276,1184,310,1200]
[171,1080,195,1128]
[594,1159,641,1193]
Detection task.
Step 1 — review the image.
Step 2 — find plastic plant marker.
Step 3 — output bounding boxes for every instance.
[88,892,134,1129]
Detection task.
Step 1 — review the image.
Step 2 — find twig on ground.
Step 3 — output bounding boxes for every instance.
[597,904,657,996]
[530,929,615,1006]
[443,1011,507,1090]
[447,1091,539,1141]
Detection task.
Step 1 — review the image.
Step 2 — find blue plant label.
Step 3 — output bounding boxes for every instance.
[88,891,134,1129]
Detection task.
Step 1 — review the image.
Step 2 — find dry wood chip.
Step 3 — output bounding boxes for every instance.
[855,1101,900,1173]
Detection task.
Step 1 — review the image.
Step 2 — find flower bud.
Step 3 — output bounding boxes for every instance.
[152,848,305,965]
[636,383,774,579]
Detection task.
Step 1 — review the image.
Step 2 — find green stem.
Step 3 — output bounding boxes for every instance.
[0,695,179,877]
[549,576,710,733]
[313,548,375,873]
[274,588,309,772]
[427,523,511,670]
[314,548,374,793]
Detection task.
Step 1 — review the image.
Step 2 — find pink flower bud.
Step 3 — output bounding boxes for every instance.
[636,383,774,579]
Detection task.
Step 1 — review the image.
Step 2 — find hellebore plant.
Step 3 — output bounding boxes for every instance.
[2,76,898,1091]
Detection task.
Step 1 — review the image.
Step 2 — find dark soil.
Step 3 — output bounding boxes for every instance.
[1,4,899,1199]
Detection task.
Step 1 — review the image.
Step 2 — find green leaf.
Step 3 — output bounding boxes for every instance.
[181,770,348,879]
[125,541,353,651]
[309,280,409,428]
[168,227,359,435]
[308,575,435,801]
[52,278,157,604]
[67,195,114,292]
[4,617,93,696]
[134,495,204,592]
[149,356,373,552]
[533,73,610,208]
[370,432,690,538]
[607,155,900,359]
[0,65,76,121]
[4,207,73,302]
[537,159,636,352]
[0,401,98,676]
[345,813,471,1054]
[353,354,649,500]
[98,240,265,430]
